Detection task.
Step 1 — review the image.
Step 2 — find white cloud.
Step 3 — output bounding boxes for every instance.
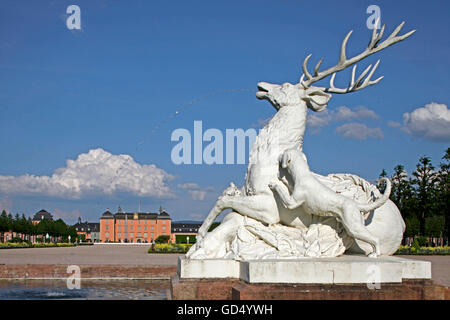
[307,110,332,131]
[334,106,379,121]
[188,190,207,200]
[0,148,174,199]
[178,183,201,190]
[307,106,379,133]
[335,122,384,140]
[177,182,211,201]
[388,120,402,128]
[0,196,13,212]
[52,208,82,223]
[402,102,450,142]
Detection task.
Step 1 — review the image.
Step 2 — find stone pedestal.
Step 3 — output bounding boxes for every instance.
[170,255,449,300]
[230,279,449,300]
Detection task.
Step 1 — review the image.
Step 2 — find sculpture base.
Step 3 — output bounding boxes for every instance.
[170,255,449,300]
[177,255,431,284]
[170,275,449,300]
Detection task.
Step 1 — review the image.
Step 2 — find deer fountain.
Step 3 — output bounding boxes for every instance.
[186,21,415,259]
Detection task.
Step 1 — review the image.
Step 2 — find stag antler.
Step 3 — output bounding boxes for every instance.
[299,19,416,93]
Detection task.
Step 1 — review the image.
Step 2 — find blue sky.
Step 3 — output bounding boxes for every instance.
[0,0,449,224]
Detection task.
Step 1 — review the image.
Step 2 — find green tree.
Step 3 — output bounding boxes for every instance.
[411,156,437,236]
[53,219,68,241]
[0,210,8,243]
[13,213,20,235]
[28,217,36,242]
[425,216,445,237]
[155,235,170,243]
[36,218,53,241]
[436,148,450,240]
[6,213,14,239]
[77,233,86,242]
[390,165,414,217]
[404,216,420,238]
[16,214,29,241]
[378,169,388,193]
[67,226,78,242]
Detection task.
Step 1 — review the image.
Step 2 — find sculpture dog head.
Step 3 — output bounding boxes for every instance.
[279,149,309,171]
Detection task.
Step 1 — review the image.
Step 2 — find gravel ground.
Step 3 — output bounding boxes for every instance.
[0,244,182,265]
[0,245,448,287]
[399,255,450,287]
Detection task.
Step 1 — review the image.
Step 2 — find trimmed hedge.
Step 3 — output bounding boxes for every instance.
[175,234,197,244]
[394,245,450,255]
[148,243,193,254]
[0,242,77,249]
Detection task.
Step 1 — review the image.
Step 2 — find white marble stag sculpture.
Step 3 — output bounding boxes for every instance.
[186,21,415,260]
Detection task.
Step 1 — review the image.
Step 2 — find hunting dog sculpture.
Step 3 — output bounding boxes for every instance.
[269,149,392,257]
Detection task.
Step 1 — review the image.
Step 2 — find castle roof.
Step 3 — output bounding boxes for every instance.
[32,209,53,221]
[100,209,171,220]
[100,210,114,219]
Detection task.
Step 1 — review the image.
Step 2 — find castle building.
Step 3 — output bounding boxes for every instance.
[99,206,171,243]
[170,222,201,243]
[73,217,100,242]
[31,209,53,225]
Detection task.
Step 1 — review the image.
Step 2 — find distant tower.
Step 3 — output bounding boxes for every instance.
[117,205,123,213]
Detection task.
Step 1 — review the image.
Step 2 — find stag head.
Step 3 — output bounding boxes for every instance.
[256,82,331,111]
[256,20,415,113]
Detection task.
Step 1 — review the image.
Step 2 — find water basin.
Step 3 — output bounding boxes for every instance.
[0,279,169,300]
